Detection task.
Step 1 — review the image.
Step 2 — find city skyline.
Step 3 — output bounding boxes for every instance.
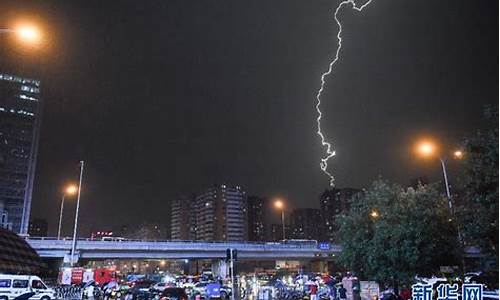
[0,0,496,234]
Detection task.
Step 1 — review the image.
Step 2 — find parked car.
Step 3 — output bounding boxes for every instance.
[192,281,231,299]
[0,274,56,300]
[219,285,232,300]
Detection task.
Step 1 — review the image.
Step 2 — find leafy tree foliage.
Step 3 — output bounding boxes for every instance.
[457,107,498,261]
[338,179,460,284]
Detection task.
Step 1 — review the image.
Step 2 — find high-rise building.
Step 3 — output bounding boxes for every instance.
[195,184,247,241]
[0,73,42,234]
[247,196,268,241]
[290,208,322,240]
[28,218,48,237]
[320,187,360,242]
[269,223,291,241]
[171,194,196,240]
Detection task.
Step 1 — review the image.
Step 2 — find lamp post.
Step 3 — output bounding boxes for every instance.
[415,140,463,210]
[70,161,84,266]
[415,140,466,273]
[439,157,452,209]
[57,185,78,240]
[274,199,285,240]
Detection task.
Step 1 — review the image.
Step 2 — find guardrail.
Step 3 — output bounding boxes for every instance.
[26,236,320,245]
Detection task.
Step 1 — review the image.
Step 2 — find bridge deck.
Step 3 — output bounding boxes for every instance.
[26,238,341,260]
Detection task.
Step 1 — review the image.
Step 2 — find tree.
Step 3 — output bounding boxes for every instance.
[338,179,460,284]
[457,107,498,261]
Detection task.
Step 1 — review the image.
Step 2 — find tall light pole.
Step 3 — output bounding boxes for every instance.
[439,157,452,209]
[70,161,84,266]
[415,140,466,273]
[274,199,285,240]
[57,185,78,240]
[415,140,463,210]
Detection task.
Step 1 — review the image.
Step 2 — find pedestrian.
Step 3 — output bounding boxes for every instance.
[87,284,95,300]
[310,283,318,300]
[339,284,347,300]
[329,283,338,300]
[125,291,133,300]
[399,285,411,300]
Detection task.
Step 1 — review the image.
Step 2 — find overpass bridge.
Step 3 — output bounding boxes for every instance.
[26,238,341,261]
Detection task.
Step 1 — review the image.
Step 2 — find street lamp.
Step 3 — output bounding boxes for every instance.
[0,24,42,45]
[16,26,41,43]
[370,210,379,219]
[416,141,436,157]
[57,184,78,240]
[453,150,464,159]
[274,199,286,240]
[415,139,463,210]
[415,140,466,272]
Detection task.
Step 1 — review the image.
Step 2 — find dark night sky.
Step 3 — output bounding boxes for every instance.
[0,0,497,235]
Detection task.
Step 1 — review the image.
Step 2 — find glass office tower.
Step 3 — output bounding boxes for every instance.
[0,73,42,234]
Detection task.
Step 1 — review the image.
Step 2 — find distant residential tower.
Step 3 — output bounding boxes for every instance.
[170,194,196,240]
[195,184,247,241]
[320,187,360,242]
[247,196,268,241]
[290,208,322,240]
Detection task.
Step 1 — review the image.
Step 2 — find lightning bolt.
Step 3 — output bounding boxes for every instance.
[316,0,374,186]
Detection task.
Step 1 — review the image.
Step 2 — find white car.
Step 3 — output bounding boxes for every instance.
[192,282,208,296]
[0,274,56,300]
[150,282,175,292]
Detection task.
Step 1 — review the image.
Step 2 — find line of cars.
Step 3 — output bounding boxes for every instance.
[82,278,232,300]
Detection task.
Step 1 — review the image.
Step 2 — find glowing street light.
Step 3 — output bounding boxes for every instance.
[16,25,41,44]
[453,150,464,159]
[370,210,379,219]
[65,185,78,195]
[274,199,283,210]
[57,184,79,240]
[415,140,437,158]
[274,199,286,240]
[414,139,463,210]
[0,24,42,45]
